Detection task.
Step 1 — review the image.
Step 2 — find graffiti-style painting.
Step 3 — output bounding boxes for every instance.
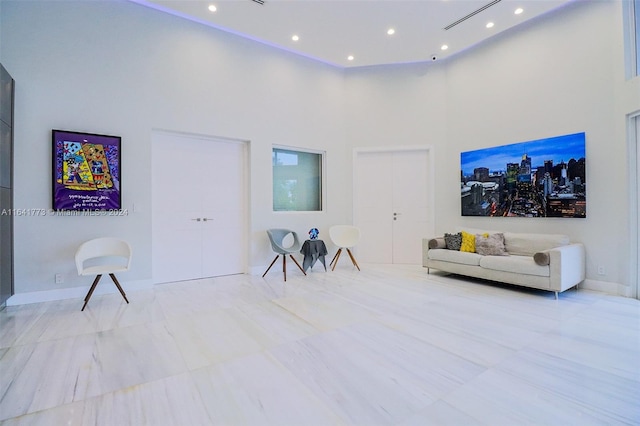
[461,132,586,218]
[52,129,121,211]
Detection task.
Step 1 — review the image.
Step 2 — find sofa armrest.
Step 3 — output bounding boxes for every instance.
[423,237,445,267]
[548,243,586,291]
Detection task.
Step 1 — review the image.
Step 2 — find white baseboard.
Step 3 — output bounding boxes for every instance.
[6,275,631,306]
[6,279,154,306]
[248,265,267,276]
[581,278,632,297]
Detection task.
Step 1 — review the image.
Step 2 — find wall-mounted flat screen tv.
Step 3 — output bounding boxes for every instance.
[460,132,586,218]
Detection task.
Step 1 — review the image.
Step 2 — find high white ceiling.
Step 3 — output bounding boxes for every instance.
[131,0,574,68]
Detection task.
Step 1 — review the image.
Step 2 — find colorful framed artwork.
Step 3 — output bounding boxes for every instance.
[460,132,586,218]
[52,129,122,211]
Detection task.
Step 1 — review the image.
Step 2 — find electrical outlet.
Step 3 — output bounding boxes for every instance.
[597,266,605,276]
[55,273,64,284]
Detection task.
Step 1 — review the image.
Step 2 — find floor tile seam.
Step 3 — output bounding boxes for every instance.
[139,369,216,423]
[328,276,443,301]
[3,371,215,426]
[325,276,428,307]
[370,316,518,369]
[10,319,102,347]
[221,300,327,352]
[359,318,494,379]
[0,391,95,424]
[514,325,640,383]
[157,299,236,321]
[0,308,48,327]
[445,291,569,332]
[572,303,640,323]
[552,293,607,319]
[161,321,205,376]
[0,343,46,421]
[481,359,640,424]
[88,314,178,339]
[424,291,548,323]
[505,318,569,358]
[493,346,640,395]
[282,318,492,407]
[158,302,224,321]
[1,328,104,360]
[0,315,52,349]
[600,294,640,306]
[437,361,597,426]
[0,341,19,352]
[541,324,640,354]
[196,346,347,424]
[527,345,640,384]
[255,299,325,336]
[87,319,194,383]
[425,387,497,426]
[321,287,406,317]
[436,370,520,425]
[389,300,552,349]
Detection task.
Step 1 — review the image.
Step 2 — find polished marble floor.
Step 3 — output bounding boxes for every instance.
[1,264,639,425]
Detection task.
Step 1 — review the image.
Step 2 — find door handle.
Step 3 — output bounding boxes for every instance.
[202,218,213,222]
[191,218,201,221]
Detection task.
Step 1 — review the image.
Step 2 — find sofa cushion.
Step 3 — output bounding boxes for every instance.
[428,249,482,266]
[475,233,509,256]
[479,254,549,277]
[444,232,462,250]
[503,232,570,256]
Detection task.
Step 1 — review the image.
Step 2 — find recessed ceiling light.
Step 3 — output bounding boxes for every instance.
[291,35,299,41]
[208,4,217,12]
[441,44,449,51]
[387,28,395,35]
[486,22,495,28]
[514,7,524,15]
[347,55,354,61]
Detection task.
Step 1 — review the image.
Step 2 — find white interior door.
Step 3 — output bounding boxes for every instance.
[392,150,430,264]
[355,148,432,265]
[354,152,393,264]
[152,131,247,284]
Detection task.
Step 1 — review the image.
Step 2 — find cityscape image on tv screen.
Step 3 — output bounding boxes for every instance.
[460,132,586,218]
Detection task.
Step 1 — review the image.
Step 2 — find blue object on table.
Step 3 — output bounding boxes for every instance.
[309,228,319,240]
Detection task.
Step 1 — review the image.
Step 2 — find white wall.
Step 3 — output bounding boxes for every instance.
[1,0,637,300]
[446,1,628,291]
[1,0,349,298]
[345,1,638,295]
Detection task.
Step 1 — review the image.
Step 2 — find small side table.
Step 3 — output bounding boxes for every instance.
[300,239,328,272]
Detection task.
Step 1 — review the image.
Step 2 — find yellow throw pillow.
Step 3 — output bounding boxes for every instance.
[460,231,488,252]
[460,231,475,252]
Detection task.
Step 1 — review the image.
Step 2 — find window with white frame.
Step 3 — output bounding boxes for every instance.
[272,147,323,211]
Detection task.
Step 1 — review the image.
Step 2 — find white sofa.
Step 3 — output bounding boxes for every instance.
[422,230,586,298]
